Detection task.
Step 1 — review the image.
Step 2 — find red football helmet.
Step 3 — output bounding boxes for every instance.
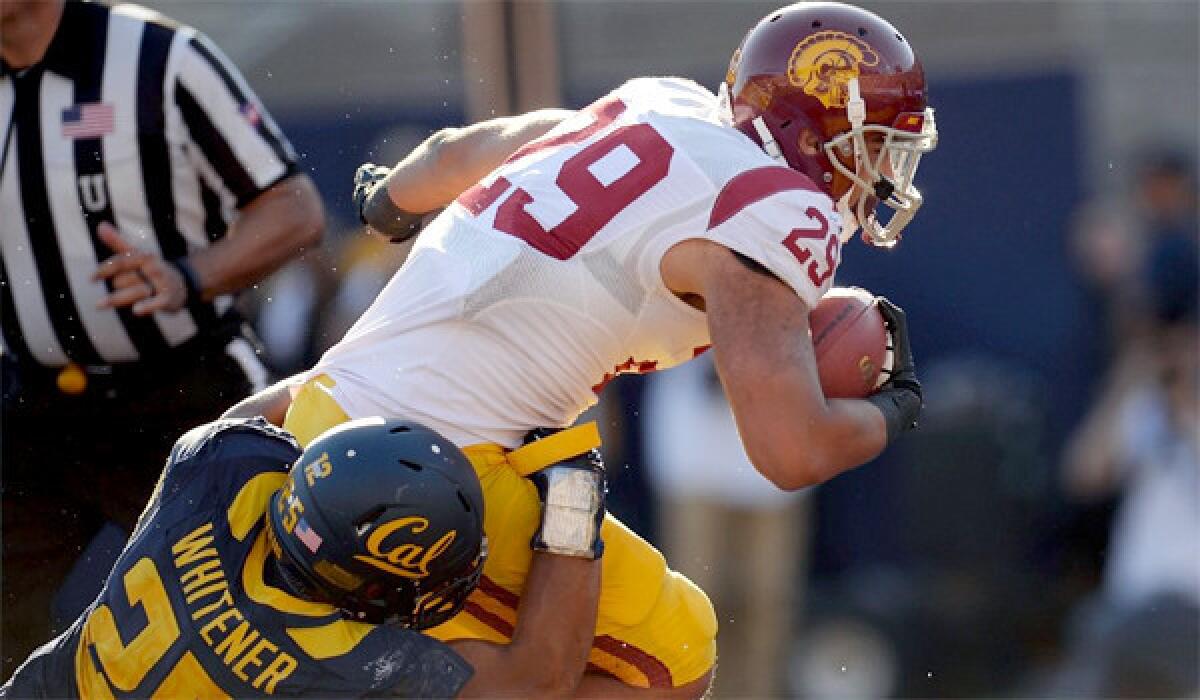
[720,2,937,246]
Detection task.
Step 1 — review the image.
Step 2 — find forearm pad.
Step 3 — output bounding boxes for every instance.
[867,384,922,443]
[530,456,606,559]
[361,185,426,243]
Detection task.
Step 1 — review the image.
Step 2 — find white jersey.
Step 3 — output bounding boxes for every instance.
[309,77,842,447]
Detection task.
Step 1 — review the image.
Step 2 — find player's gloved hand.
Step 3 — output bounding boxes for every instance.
[351,163,425,243]
[867,296,923,442]
[523,428,607,559]
[352,163,389,224]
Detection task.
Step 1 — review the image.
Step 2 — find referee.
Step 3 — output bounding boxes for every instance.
[0,0,323,673]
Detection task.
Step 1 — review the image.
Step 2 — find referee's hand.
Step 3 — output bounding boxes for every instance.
[92,222,189,316]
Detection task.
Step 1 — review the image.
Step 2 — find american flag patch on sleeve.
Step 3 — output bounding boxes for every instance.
[239,102,261,127]
[61,102,115,140]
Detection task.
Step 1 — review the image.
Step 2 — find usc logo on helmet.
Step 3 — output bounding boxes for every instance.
[787,30,881,109]
[354,516,458,579]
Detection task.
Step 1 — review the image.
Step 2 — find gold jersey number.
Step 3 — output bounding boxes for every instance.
[76,557,228,699]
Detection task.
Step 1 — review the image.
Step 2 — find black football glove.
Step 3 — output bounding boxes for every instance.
[867,296,923,442]
[352,163,389,224]
[523,428,607,559]
[352,162,425,243]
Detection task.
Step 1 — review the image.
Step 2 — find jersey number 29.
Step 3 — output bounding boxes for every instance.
[457,97,675,260]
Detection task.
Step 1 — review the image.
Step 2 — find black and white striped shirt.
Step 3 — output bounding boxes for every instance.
[0,1,297,369]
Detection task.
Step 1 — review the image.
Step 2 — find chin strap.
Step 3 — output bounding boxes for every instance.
[846,78,866,130]
[718,81,786,165]
[751,117,785,164]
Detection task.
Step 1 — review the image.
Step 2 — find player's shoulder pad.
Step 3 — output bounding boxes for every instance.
[705,165,841,308]
[166,417,302,486]
[616,76,717,111]
[708,166,831,230]
[619,75,714,98]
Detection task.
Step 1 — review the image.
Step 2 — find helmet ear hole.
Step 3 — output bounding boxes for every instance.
[456,491,473,513]
[797,129,822,157]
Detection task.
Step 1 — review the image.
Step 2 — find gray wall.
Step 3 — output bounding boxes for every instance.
[155,0,1198,191]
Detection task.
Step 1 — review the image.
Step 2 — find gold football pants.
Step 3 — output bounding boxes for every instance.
[284,376,717,688]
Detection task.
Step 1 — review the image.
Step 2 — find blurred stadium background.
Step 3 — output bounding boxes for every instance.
[155,1,1197,697]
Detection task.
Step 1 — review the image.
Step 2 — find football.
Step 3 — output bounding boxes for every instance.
[810,287,890,399]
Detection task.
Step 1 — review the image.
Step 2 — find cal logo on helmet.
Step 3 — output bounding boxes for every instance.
[787,30,881,109]
[267,417,486,628]
[354,516,458,579]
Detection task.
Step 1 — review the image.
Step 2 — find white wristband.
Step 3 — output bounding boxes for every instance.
[536,466,603,558]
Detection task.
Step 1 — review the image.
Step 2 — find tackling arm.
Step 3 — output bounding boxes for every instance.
[221,378,296,426]
[662,238,892,490]
[450,554,601,698]
[447,437,606,697]
[357,109,574,240]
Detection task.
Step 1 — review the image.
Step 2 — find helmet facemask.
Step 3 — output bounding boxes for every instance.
[406,537,487,629]
[825,79,937,247]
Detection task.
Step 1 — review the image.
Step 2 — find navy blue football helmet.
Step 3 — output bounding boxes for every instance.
[267,417,486,628]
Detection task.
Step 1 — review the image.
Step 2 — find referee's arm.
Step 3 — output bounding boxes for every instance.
[184,172,323,301]
[95,31,323,315]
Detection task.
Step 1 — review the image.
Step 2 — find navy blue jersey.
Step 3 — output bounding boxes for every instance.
[2,418,473,698]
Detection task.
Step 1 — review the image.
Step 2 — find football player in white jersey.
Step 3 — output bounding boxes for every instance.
[228,2,936,695]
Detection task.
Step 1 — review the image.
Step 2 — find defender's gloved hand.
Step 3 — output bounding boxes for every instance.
[523,428,607,559]
[352,163,425,243]
[867,296,923,442]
